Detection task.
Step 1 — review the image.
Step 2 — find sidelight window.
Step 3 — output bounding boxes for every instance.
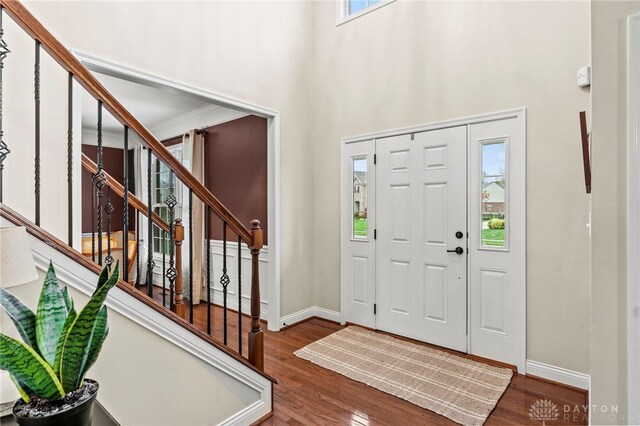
[480,141,507,248]
[353,157,368,239]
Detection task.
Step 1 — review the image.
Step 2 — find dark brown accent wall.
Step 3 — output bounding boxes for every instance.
[204,115,268,244]
[81,145,135,233]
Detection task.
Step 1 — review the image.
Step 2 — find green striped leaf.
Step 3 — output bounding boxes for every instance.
[53,308,77,378]
[61,287,73,314]
[80,306,109,381]
[0,288,37,350]
[10,374,33,403]
[0,334,65,400]
[60,263,119,392]
[94,266,109,295]
[36,263,68,366]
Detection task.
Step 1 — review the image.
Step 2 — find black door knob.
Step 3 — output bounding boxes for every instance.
[455,231,464,239]
[447,247,464,255]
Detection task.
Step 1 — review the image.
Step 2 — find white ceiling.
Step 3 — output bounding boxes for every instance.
[81,72,224,136]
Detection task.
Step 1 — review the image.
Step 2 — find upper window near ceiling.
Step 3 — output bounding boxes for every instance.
[337,0,395,25]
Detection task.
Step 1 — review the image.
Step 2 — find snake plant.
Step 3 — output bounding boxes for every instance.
[0,262,119,402]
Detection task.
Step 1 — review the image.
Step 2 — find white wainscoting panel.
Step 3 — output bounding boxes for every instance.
[151,241,269,319]
[208,240,269,319]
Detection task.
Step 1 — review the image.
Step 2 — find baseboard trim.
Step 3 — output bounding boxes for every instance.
[526,360,590,390]
[280,306,341,329]
[219,399,271,426]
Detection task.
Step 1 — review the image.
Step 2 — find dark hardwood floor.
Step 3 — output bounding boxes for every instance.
[144,287,588,425]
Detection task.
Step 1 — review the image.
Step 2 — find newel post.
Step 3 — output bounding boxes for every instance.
[248,220,264,371]
[173,218,185,317]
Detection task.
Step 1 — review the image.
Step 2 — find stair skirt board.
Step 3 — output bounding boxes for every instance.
[13,225,272,425]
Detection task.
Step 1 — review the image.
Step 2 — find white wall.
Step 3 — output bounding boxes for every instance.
[3,12,71,240]
[590,1,640,423]
[310,1,592,374]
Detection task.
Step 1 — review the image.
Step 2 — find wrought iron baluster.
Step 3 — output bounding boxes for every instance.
[206,206,211,335]
[188,189,193,324]
[238,235,242,355]
[34,41,40,225]
[93,101,105,266]
[67,73,73,246]
[0,7,11,202]
[104,186,113,270]
[162,231,166,308]
[122,127,129,282]
[147,148,154,296]
[136,211,141,287]
[221,221,230,345]
[91,173,95,263]
[165,171,177,311]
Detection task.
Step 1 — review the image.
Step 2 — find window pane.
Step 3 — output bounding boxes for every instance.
[349,0,368,15]
[481,142,506,247]
[353,158,368,238]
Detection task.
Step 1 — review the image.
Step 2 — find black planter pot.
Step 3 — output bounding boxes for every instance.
[12,380,99,426]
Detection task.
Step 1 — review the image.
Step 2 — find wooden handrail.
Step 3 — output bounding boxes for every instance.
[0,0,253,246]
[81,153,170,234]
[0,203,276,383]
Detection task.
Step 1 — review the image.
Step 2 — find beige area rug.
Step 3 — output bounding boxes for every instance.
[294,326,513,426]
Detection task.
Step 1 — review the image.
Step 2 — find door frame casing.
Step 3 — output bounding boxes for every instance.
[340,108,527,371]
[627,12,640,421]
[71,52,282,332]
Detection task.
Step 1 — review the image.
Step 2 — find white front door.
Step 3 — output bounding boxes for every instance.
[375,126,468,352]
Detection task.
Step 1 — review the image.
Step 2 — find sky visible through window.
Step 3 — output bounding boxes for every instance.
[349,0,381,15]
[483,143,505,182]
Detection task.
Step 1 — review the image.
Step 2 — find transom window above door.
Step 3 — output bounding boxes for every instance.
[337,0,396,25]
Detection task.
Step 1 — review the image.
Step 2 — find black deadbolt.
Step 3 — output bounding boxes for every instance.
[455,231,464,239]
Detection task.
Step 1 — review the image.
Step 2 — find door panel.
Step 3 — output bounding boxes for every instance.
[424,183,447,244]
[376,126,467,352]
[424,264,447,322]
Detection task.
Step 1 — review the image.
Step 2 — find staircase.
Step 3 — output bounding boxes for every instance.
[0,0,273,423]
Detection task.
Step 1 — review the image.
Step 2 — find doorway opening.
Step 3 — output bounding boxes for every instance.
[73,53,282,331]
